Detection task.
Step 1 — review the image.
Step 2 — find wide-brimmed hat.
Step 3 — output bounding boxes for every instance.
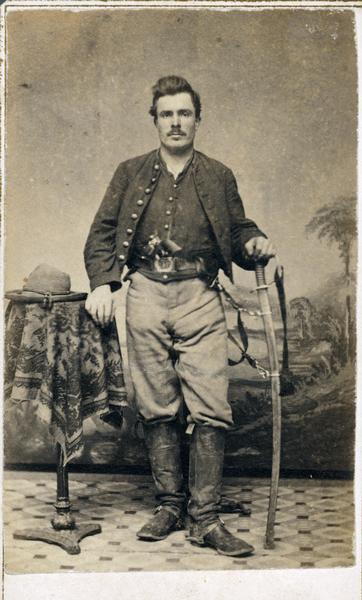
[5,264,87,306]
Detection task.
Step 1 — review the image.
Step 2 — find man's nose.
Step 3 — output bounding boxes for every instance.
[171,113,181,127]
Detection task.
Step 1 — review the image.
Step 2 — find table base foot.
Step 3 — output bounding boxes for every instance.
[13,524,102,555]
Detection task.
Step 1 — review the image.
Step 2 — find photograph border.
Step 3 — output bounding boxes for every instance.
[1,1,361,599]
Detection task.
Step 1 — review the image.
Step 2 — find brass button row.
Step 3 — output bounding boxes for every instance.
[118,163,160,262]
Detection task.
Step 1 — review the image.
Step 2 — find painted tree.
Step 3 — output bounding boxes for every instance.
[306,196,356,361]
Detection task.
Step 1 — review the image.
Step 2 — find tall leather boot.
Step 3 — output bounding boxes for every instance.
[137,421,186,541]
[187,425,254,557]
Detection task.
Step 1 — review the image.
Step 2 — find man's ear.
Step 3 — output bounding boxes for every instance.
[195,119,201,130]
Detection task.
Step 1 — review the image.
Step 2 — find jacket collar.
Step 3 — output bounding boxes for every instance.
[156,148,195,178]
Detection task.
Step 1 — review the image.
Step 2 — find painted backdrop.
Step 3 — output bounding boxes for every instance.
[4,8,357,472]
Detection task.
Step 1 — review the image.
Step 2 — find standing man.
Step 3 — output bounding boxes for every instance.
[84,75,275,557]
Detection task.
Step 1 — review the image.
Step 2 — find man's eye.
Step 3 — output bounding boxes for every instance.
[160,112,172,118]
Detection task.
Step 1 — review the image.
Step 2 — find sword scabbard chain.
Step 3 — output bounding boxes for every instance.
[211,277,276,380]
[213,281,272,318]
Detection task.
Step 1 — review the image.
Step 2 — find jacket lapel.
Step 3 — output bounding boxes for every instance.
[193,152,231,274]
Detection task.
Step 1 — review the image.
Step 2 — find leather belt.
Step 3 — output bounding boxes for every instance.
[133,255,205,274]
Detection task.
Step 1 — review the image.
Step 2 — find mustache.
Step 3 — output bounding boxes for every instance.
[168,129,186,136]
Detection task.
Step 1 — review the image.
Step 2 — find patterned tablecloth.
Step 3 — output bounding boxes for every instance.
[4,300,128,464]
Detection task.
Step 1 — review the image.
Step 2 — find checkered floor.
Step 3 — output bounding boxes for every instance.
[3,470,355,573]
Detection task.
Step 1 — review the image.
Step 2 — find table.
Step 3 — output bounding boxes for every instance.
[5,298,128,554]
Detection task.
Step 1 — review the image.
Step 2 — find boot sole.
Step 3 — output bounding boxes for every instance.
[136,533,169,541]
[137,525,183,541]
[189,540,255,557]
[212,545,255,557]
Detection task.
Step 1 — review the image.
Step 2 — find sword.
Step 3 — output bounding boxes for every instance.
[255,262,282,549]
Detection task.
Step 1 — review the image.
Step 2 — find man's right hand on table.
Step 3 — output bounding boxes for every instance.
[85,284,115,326]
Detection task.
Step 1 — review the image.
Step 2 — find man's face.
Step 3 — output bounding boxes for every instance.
[154,92,199,153]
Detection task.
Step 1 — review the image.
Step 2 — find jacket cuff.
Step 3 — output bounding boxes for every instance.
[89,273,122,292]
[236,253,270,271]
[234,229,268,271]
[239,228,267,247]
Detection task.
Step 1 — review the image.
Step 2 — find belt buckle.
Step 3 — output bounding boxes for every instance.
[154,256,174,272]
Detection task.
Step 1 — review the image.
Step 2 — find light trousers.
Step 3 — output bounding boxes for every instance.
[125,272,234,430]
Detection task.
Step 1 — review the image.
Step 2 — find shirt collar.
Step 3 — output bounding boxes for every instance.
[157,149,195,180]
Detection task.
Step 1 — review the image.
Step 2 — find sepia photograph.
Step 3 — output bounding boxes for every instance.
[1,1,361,598]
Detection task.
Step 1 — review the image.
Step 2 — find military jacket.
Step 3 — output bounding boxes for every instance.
[84,149,265,291]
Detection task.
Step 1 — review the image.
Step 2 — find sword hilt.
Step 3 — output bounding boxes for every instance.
[255,262,266,286]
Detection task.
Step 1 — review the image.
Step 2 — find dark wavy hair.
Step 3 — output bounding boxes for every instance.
[149,75,202,122]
